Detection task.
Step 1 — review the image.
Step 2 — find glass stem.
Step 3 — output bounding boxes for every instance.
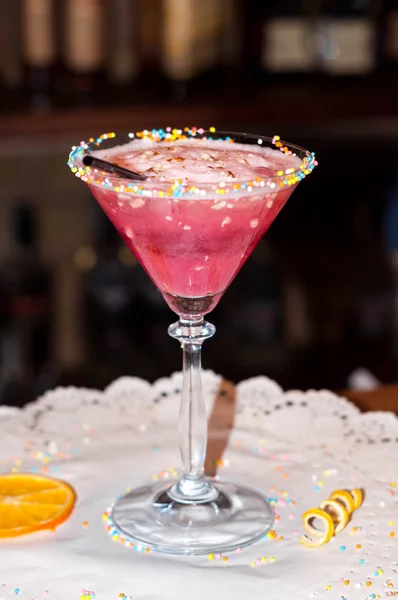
[168,316,218,503]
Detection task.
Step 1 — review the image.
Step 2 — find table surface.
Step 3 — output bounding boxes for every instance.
[2,373,397,600]
[343,385,398,413]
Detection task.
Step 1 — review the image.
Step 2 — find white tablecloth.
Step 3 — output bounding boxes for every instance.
[1,371,397,600]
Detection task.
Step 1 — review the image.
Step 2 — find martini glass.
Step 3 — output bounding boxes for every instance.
[68,128,316,555]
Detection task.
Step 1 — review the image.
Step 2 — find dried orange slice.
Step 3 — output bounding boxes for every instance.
[319,498,350,534]
[329,489,355,514]
[0,473,76,538]
[300,508,335,548]
[350,488,363,510]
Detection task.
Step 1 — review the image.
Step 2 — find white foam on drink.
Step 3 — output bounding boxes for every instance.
[93,138,302,184]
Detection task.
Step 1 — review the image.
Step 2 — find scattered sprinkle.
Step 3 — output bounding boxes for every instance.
[80,593,95,600]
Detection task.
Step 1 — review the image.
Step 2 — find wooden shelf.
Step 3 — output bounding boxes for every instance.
[1,78,398,141]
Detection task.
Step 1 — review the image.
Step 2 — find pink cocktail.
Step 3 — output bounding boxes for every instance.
[89,138,301,315]
[68,128,316,556]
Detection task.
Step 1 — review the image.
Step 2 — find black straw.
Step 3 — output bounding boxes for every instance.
[82,155,147,181]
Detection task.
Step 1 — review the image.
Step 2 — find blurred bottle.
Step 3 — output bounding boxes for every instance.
[106,0,140,97]
[162,0,237,102]
[218,0,243,75]
[355,248,395,367]
[137,0,165,96]
[383,0,398,73]
[140,0,161,73]
[64,0,105,104]
[132,265,174,358]
[243,0,317,80]
[22,0,56,112]
[235,242,286,375]
[0,0,24,110]
[382,178,398,358]
[315,0,381,76]
[52,0,67,101]
[0,202,53,406]
[75,205,140,385]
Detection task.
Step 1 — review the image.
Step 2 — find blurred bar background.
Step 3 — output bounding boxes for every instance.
[0,0,398,405]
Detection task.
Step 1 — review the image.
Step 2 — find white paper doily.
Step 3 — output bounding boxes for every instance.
[1,371,397,600]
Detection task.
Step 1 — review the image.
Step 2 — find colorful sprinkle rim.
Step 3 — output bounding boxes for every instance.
[68,127,317,198]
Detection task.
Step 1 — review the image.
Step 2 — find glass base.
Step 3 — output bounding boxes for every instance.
[111,479,274,555]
